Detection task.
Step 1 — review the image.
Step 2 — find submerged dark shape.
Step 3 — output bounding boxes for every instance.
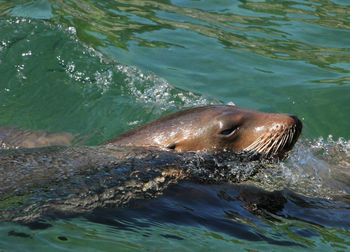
[0,128,74,149]
[0,146,263,222]
[0,105,303,222]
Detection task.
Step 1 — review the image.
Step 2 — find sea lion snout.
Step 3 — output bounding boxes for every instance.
[240,112,303,158]
[263,114,302,133]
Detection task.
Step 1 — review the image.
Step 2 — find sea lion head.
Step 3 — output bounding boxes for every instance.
[108,105,302,159]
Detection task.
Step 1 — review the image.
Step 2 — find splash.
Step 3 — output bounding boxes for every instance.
[116,64,216,112]
[248,136,350,199]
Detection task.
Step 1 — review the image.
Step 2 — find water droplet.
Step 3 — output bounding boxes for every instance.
[68,26,76,35]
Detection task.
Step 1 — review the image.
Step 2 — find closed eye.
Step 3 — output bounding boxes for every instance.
[166,142,176,150]
[220,127,238,136]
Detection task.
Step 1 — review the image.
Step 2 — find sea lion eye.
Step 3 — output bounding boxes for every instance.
[166,142,176,150]
[220,126,238,136]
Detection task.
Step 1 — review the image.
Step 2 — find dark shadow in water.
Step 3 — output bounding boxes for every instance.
[84,181,350,245]
[85,182,317,247]
[8,230,32,239]
[8,180,350,246]
[23,221,53,230]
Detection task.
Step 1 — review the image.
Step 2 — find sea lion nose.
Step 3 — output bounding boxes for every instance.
[288,114,303,132]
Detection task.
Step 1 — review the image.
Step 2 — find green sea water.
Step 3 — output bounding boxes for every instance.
[0,0,349,251]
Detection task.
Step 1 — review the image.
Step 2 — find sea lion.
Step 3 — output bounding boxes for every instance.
[107,105,302,159]
[0,105,302,159]
[0,105,303,222]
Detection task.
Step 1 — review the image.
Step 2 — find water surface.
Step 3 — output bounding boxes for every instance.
[0,0,349,251]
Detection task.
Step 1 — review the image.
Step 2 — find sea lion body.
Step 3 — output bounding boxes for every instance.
[107,105,302,158]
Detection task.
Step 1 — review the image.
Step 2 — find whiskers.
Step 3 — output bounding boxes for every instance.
[243,125,298,159]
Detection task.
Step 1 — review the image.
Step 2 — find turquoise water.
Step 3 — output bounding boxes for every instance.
[0,0,349,251]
